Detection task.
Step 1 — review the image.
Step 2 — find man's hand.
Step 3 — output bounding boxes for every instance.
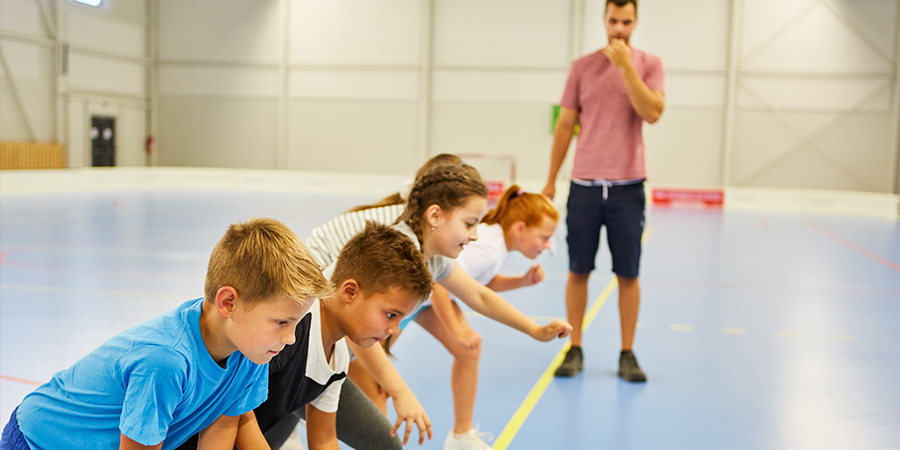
[541,182,556,200]
[601,38,632,70]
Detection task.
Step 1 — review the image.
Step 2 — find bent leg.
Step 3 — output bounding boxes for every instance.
[414,303,481,435]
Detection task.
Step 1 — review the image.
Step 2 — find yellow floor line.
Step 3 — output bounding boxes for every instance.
[493,227,653,450]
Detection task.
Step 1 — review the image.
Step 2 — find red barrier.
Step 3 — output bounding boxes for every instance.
[652,188,724,208]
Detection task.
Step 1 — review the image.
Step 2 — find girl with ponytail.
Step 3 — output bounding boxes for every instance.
[288,161,572,450]
[351,174,571,450]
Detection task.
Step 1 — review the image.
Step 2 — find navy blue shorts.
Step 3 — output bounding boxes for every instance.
[0,408,30,450]
[566,181,645,278]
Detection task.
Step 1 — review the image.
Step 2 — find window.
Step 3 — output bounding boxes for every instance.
[69,0,102,6]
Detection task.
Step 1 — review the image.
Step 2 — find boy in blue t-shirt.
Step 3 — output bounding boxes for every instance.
[0,218,331,450]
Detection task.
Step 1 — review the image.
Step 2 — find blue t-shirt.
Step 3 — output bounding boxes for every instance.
[16,298,269,450]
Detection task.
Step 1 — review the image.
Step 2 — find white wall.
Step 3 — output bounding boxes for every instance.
[0,0,149,168]
[5,0,898,193]
[152,0,900,193]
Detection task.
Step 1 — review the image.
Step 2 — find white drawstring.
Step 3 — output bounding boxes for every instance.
[571,177,643,200]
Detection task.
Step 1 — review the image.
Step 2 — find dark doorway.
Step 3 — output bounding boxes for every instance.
[91,116,115,167]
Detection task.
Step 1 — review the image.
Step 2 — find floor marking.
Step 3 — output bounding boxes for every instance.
[0,375,42,386]
[493,227,653,450]
[808,220,900,273]
[775,331,800,339]
[0,283,189,300]
[492,279,617,450]
[670,324,694,332]
[831,334,854,342]
[722,327,746,335]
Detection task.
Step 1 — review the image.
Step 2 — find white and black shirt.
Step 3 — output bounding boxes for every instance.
[252,298,349,433]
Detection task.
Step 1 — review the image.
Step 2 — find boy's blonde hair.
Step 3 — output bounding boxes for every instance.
[205,217,332,307]
[482,184,559,229]
[331,221,433,302]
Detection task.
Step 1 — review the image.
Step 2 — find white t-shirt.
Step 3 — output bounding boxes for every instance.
[304,297,350,413]
[454,223,509,290]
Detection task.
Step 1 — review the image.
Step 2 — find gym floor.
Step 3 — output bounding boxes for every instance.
[1,187,898,449]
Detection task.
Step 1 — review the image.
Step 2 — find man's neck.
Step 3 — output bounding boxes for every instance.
[318,298,344,362]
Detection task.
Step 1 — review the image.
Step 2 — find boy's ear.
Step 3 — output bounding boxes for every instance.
[339,279,360,304]
[425,204,443,228]
[215,287,239,318]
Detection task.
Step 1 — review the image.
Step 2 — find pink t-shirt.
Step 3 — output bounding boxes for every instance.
[560,48,665,181]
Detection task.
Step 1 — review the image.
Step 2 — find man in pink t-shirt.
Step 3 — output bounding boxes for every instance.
[542,0,665,382]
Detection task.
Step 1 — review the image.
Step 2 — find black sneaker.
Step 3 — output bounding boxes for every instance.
[618,350,647,382]
[554,346,583,377]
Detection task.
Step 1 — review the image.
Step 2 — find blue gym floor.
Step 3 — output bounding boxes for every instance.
[1,188,898,449]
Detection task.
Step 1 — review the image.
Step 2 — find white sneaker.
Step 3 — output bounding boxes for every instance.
[443,427,494,450]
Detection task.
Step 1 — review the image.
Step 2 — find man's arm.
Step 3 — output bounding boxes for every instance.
[603,39,665,123]
[305,404,340,450]
[543,106,579,199]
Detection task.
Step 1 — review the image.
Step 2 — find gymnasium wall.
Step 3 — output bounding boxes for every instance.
[2,0,899,194]
[0,0,148,168]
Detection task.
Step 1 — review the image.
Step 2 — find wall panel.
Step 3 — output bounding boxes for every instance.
[69,53,144,96]
[157,97,279,169]
[0,41,55,142]
[290,0,420,64]
[431,102,559,181]
[68,8,145,56]
[432,71,567,103]
[160,67,281,97]
[159,0,282,63]
[0,0,45,37]
[433,0,570,67]
[645,109,724,187]
[291,70,419,100]
[289,100,419,175]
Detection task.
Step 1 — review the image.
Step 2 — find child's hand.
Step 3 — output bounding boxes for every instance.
[455,328,483,350]
[390,388,433,445]
[534,319,573,342]
[520,264,545,287]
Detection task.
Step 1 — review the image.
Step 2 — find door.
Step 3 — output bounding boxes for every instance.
[91,116,115,167]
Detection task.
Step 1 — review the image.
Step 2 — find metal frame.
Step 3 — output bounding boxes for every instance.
[893,4,900,195]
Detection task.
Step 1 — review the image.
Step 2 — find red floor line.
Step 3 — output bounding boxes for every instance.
[0,375,43,386]
[808,220,900,274]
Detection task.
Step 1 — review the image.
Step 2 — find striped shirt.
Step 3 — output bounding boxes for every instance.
[304,204,405,269]
[304,204,455,283]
